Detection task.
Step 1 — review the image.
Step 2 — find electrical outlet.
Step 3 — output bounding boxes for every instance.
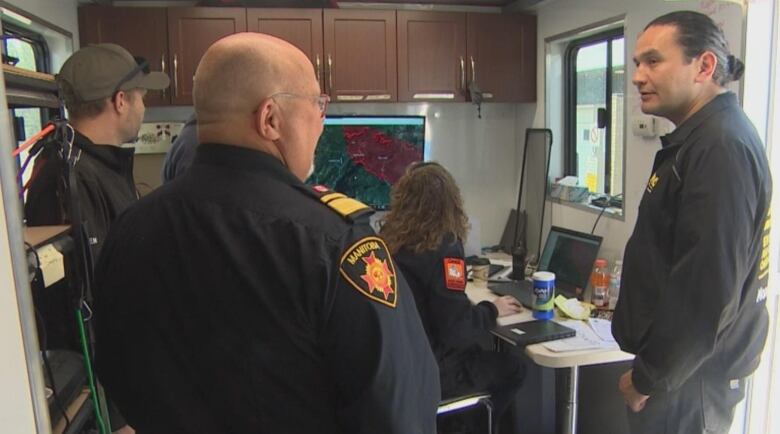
[127,122,185,154]
[632,116,657,138]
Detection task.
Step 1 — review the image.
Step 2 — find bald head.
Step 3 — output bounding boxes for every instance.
[193,32,315,129]
[193,32,325,181]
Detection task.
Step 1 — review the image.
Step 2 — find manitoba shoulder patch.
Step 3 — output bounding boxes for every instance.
[339,236,398,308]
[443,257,466,291]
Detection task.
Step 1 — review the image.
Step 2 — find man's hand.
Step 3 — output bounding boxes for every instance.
[492,295,523,317]
[619,369,650,412]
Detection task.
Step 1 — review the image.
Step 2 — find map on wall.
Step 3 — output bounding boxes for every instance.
[307,116,425,210]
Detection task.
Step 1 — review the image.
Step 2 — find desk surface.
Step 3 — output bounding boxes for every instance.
[466,278,634,369]
[24,225,69,248]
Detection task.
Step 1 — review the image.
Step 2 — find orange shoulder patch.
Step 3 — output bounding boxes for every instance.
[339,236,397,308]
[443,257,466,291]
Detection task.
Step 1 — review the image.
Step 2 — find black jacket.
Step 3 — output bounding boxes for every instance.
[393,235,498,362]
[612,92,772,395]
[161,113,197,184]
[24,130,137,260]
[94,144,440,434]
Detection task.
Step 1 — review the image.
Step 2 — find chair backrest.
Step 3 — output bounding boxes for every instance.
[514,128,552,261]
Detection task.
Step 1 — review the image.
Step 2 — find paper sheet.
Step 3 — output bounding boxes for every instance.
[541,319,619,352]
[588,318,617,343]
[36,244,64,287]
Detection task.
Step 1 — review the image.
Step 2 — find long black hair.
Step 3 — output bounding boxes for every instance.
[646,10,744,86]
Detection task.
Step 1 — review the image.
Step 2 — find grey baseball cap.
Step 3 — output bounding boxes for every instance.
[57,43,170,102]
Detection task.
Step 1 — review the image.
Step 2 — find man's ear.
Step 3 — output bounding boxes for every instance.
[111,91,128,115]
[254,97,282,141]
[695,51,718,83]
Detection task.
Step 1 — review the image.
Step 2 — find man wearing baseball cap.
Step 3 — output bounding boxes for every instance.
[25,43,168,259]
[24,43,168,434]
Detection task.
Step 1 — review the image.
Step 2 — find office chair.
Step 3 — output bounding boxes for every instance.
[437,392,493,434]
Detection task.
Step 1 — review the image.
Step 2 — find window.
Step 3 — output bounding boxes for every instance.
[2,22,50,190]
[564,29,625,198]
[2,23,48,72]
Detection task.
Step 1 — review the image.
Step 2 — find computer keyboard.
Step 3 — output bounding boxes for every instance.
[488,264,508,278]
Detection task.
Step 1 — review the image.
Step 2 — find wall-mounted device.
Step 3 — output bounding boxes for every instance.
[130,122,185,154]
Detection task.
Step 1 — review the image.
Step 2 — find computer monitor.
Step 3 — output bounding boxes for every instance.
[307,115,426,210]
[538,226,603,298]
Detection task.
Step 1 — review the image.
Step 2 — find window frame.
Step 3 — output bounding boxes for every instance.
[1,21,49,72]
[563,27,624,196]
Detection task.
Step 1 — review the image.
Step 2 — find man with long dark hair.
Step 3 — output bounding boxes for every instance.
[612,11,771,434]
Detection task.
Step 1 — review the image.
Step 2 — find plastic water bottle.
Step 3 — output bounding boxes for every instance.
[608,260,623,310]
[590,259,609,308]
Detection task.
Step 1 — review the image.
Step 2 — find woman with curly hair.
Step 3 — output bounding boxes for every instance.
[381,161,525,432]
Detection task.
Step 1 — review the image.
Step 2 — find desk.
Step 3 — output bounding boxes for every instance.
[466,279,633,434]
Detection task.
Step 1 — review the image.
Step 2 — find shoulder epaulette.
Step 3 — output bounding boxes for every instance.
[308,185,374,222]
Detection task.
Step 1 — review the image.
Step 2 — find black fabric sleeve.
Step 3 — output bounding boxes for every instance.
[631,141,762,395]
[320,226,440,434]
[426,241,498,351]
[24,151,66,226]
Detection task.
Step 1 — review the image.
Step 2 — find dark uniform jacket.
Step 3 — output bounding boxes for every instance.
[24,130,137,260]
[161,113,197,184]
[612,92,772,396]
[94,143,440,434]
[393,235,498,363]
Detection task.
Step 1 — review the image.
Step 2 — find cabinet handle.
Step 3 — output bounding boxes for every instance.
[315,55,322,87]
[161,54,167,100]
[413,93,455,100]
[365,94,391,101]
[173,53,179,98]
[470,55,476,84]
[459,56,465,91]
[327,54,333,94]
[336,95,364,101]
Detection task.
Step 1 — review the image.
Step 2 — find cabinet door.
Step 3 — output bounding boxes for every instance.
[167,7,247,105]
[78,6,170,106]
[467,13,537,102]
[323,9,396,102]
[247,8,324,88]
[397,11,467,102]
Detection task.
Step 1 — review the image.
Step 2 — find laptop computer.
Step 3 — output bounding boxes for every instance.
[492,319,576,347]
[489,226,603,307]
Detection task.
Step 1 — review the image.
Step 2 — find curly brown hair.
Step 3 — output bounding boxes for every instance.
[380,161,469,254]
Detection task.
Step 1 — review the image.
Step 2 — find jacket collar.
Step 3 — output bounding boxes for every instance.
[72,129,135,173]
[660,92,738,149]
[194,143,304,187]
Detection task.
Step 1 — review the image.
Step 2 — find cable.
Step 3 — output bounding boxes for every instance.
[590,193,624,235]
[12,123,55,157]
[36,309,73,432]
[26,242,73,432]
[77,308,108,434]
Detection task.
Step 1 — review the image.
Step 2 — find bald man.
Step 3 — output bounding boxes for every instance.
[93,33,440,434]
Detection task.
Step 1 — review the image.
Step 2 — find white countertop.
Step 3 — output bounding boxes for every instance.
[466,276,634,369]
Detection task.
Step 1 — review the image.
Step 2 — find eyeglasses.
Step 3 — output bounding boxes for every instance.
[113,56,150,96]
[270,92,330,117]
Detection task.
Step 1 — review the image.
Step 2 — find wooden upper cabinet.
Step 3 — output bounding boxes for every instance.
[247,8,324,87]
[467,13,537,102]
[323,9,397,102]
[78,6,170,106]
[397,11,467,102]
[167,7,247,105]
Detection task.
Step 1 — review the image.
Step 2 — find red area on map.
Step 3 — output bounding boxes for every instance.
[343,127,422,185]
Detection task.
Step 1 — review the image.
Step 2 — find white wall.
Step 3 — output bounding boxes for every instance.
[0,186,37,434]
[533,0,746,261]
